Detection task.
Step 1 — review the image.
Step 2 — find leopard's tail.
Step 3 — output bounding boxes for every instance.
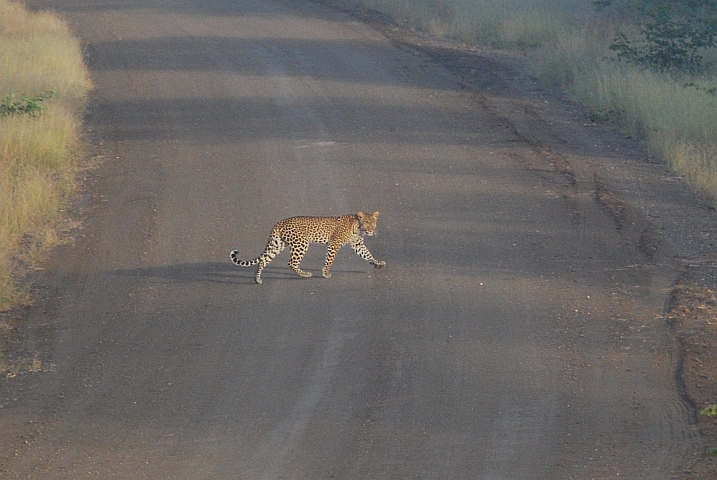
[230,250,260,267]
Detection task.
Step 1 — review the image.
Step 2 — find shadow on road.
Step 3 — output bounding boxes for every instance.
[111,262,369,284]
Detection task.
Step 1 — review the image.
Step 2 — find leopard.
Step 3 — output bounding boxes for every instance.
[230,211,386,284]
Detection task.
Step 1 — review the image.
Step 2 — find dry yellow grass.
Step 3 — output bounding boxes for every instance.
[0,0,91,310]
[563,56,717,203]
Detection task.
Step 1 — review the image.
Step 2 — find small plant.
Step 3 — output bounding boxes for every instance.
[701,404,717,418]
[609,1,717,73]
[0,89,56,116]
[684,82,717,96]
[699,405,717,456]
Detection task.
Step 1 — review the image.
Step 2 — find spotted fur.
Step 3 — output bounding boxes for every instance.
[230,211,386,284]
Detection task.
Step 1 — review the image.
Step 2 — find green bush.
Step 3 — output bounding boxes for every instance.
[608,0,717,73]
[701,404,717,418]
[0,89,56,117]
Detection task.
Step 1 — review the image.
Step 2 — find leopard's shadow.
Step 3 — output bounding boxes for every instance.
[112,262,367,284]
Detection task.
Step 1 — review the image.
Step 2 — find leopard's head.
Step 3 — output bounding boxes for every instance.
[357,211,380,236]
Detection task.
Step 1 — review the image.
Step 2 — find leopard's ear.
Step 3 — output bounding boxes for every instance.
[357,211,365,219]
[373,211,380,218]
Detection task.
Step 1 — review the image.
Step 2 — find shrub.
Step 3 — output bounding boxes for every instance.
[609,0,717,73]
[0,90,56,117]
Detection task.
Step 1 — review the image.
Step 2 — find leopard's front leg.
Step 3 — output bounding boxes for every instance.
[322,244,340,278]
[351,238,386,269]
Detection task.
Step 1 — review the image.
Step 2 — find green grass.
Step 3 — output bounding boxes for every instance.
[350,0,717,204]
[0,0,92,311]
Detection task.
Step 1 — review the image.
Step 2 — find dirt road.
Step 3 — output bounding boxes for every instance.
[2,0,716,477]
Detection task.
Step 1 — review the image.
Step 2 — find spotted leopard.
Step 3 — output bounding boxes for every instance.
[230,211,386,284]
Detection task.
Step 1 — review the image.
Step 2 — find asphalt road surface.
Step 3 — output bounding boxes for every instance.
[0,0,704,477]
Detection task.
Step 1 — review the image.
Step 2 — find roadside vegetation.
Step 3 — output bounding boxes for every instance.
[0,0,92,311]
[351,0,717,206]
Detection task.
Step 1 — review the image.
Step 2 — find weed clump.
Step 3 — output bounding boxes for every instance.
[0,90,56,117]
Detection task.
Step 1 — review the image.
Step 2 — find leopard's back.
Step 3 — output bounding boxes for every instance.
[274,214,358,244]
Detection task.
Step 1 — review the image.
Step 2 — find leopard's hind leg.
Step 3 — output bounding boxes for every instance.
[288,240,312,278]
[255,235,286,284]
